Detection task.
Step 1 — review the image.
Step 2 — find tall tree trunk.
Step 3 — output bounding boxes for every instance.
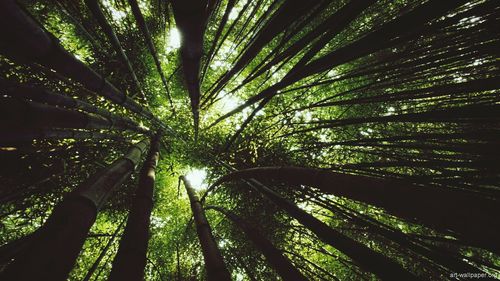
[54,1,105,52]
[0,98,147,133]
[214,166,500,254]
[171,0,210,138]
[0,0,162,126]
[209,0,323,97]
[84,0,146,100]
[207,0,469,130]
[82,217,126,281]
[309,192,493,277]
[0,159,66,204]
[200,0,237,82]
[215,178,418,280]
[0,138,150,281]
[109,133,161,281]
[127,0,174,108]
[239,0,376,91]
[206,205,308,281]
[0,129,126,144]
[180,176,231,281]
[0,231,38,265]
[2,83,147,133]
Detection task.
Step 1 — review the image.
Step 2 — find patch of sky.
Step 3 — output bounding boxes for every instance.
[185,168,208,190]
[166,27,181,52]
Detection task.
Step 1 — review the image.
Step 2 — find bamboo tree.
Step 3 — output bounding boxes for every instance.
[304,190,494,277]
[207,0,469,133]
[0,0,161,125]
[230,0,377,95]
[82,217,126,281]
[109,133,161,281]
[210,166,499,250]
[0,98,147,133]
[127,0,174,109]
[206,205,309,281]
[200,0,237,82]
[171,0,210,138]
[2,83,147,133]
[0,138,150,281]
[84,0,146,100]
[0,129,126,144]
[180,176,232,281]
[210,177,419,280]
[0,159,66,204]
[0,231,38,265]
[1,0,499,279]
[207,0,323,99]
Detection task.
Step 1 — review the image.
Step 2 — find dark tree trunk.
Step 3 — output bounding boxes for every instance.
[0,129,126,144]
[206,205,308,281]
[82,217,126,281]
[207,0,469,129]
[109,133,161,281]
[213,177,419,280]
[0,159,66,204]
[0,231,38,265]
[209,0,323,96]
[0,98,147,133]
[215,166,500,254]
[0,0,162,126]
[240,0,376,90]
[0,139,150,281]
[1,83,147,134]
[84,0,146,100]
[171,0,210,138]
[127,0,174,108]
[180,176,231,281]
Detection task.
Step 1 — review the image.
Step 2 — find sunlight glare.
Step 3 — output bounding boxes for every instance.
[185,168,207,190]
[229,9,239,20]
[102,0,126,21]
[167,28,181,51]
[219,94,241,113]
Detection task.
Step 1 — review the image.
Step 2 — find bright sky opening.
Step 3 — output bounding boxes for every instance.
[218,93,241,113]
[166,27,181,51]
[185,168,208,190]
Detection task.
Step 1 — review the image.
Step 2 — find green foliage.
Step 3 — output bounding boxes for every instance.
[1,0,499,280]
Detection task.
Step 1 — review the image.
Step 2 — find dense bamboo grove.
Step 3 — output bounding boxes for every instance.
[0,0,499,280]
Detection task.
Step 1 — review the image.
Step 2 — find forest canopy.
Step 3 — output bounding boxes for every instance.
[0,0,499,280]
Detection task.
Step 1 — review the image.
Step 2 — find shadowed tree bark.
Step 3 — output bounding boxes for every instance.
[109,133,161,281]
[0,231,39,265]
[84,0,146,100]
[0,138,150,281]
[207,0,323,99]
[212,166,500,254]
[180,175,231,281]
[283,104,500,137]
[306,192,496,279]
[207,0,470,142]
[1,83,147,133]
[200,0,237,82]
[128,0,174,109]
[229,0,377,95]
[82,217,126,281]
[0,129,126,144]
[206,205,309,281]
[0,159,66,204]
[171,0,211,139]
[209,177,420,280]
[0,0,161,125]
[0,98,147,133]
[260,179,419,280]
